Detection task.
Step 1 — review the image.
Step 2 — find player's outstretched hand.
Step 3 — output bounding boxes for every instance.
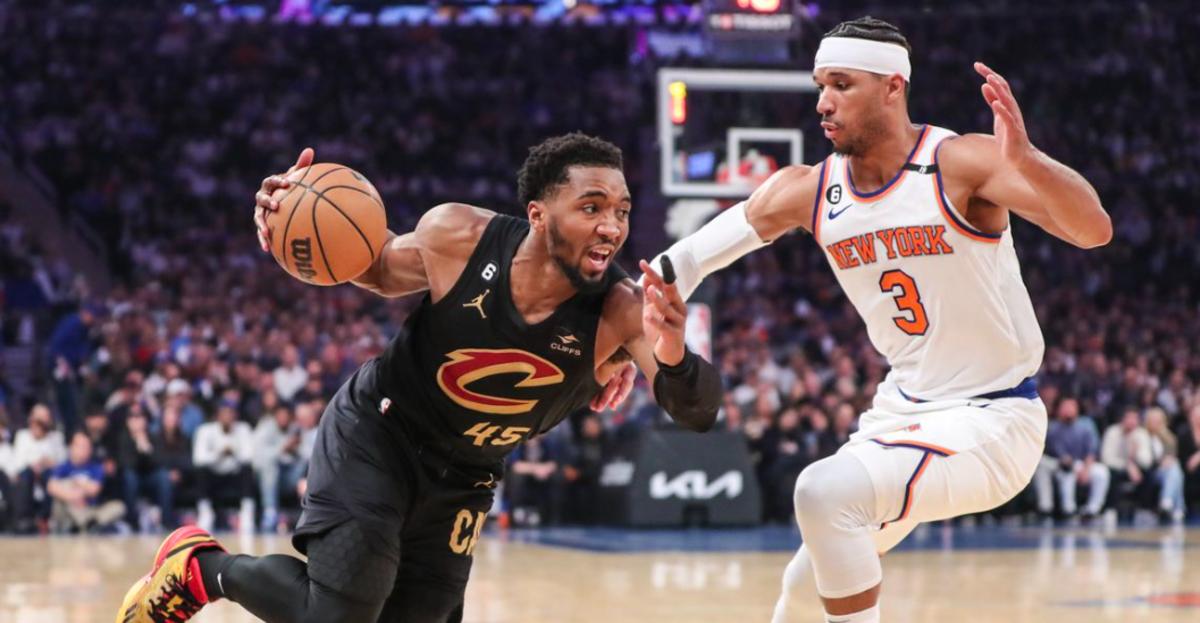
[639,258,687,367]
[974,62,1033,169]
[254,147,314,252]
[590,362,635,412]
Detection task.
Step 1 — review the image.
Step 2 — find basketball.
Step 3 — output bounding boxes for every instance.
[265,162,387,286]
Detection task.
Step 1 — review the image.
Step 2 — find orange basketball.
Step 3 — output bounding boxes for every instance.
[265,162,388,286]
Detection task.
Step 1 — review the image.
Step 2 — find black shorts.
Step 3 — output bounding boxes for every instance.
[295,359,501,621]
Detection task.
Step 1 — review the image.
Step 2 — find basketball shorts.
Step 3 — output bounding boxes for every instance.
[838,380,1048,554]
[295,359,500,622]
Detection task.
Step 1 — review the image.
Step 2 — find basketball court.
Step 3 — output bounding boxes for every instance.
[2,524,1195,622]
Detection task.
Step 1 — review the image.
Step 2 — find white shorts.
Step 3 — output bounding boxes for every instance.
[839,385,1048,553]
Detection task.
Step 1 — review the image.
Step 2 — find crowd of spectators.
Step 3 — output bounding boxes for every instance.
[1,1,1199,533]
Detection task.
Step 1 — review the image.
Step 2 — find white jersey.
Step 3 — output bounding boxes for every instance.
[812,124,1043,402]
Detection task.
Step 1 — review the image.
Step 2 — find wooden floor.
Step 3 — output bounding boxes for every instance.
[0,526,1196,622]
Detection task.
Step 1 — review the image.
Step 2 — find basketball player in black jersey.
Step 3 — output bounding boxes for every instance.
[116,133,723,623]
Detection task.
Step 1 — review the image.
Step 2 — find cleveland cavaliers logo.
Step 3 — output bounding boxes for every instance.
[436,348,565,414]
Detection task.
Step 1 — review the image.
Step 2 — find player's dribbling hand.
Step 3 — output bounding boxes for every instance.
[974,62,1034,170]
[639,258,687,367]
[590,362,635,412]
[254,147,314,252]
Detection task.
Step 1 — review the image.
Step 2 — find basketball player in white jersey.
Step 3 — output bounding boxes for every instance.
[646,16,1111,623]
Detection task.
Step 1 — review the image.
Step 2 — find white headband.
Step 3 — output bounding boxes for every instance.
[814,37,911,82]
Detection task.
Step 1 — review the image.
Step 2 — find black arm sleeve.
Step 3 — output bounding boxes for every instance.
[652,348,722,433]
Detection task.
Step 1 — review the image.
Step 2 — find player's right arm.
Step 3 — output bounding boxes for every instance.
[597,261,722,433]
[645,163,822,299]
[351,203,492,298]
[254,149,492,298]
[743,163,820,241]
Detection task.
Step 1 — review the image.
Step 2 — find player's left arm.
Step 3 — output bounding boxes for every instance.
[599,261,722,433]
[944,63,1112,249]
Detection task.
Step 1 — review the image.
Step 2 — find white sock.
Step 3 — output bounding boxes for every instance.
[238,499,256,534]
[771,545,815,623]
[197,499,215,532]
[825,603,880,623]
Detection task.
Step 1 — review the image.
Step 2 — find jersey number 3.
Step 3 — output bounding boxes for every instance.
[879,270,929,336]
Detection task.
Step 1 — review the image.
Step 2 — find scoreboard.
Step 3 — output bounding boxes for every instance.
[703,0,796,63]
[704,0,795,40]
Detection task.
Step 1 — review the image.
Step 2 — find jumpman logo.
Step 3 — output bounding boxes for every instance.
[463,289,490,319]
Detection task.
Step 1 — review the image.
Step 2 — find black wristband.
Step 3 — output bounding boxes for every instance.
[655,348,696,377]
[652,347,720,433]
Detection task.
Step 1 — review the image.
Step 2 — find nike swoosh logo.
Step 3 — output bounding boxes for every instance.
[827,203,854,219]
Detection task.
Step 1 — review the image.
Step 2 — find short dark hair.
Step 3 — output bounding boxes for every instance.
[823,16,911,55]
[517,132,623,207]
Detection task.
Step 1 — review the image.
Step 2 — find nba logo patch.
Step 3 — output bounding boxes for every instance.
[905,423,922,433]
[379,397,392,414]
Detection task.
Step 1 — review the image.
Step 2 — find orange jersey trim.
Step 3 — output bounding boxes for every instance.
[931,138,1003,244]
[845,125,931,203]
[811,158,832,244]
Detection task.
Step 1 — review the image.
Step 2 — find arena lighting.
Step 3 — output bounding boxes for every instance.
[736,0,781,12]
[284,0,678,6]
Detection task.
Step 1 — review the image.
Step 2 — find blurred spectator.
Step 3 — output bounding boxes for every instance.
[273,345,307,402]
[1178,404,1200,518]
[507,437,565,527]
[193,400,254,532]
[1143,407,1185,523]
[0,412,14,531]
[316,345,350,394]
[829,404,857,450]
[802,408,841,462]
[156,404,195,520]
[104,370,146,415]
[10,404,67,533]
[81,409,118,467]
[1033,398,1109,519]
[255,389,281,424]
[47,432,125,533]
[293,401,319,477]
[46,306,99,436]
[81,409,121,503]
[117,405,172,531]
[234,359,268,422]
[253,403,297,532]
[295,360,328,404]
[47,308,96,371]
[163,378,204,438]
[761,407,807,523]
[1101,407,1155,518]
[563,414,609,524]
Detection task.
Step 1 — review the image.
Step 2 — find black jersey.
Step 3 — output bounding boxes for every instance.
[376,214,624,465]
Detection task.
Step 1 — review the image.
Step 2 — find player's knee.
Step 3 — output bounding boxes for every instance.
[793,454,873,530]
[793,457,843,520]
[305,521,399,608]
